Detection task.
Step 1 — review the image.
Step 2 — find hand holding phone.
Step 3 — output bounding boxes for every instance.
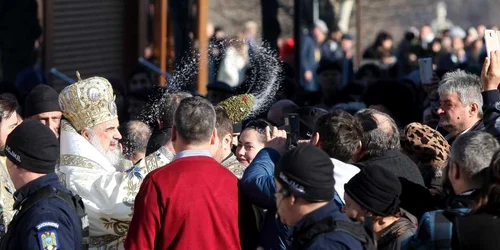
[284,113,300,149]
[264,126,288,155]
[481,50,500,91]
[484,29,500,57]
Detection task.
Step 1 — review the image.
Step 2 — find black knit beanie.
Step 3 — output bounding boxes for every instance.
[344,165,401,216]
[275,144,335,201]
[24,84,61,118]
[4,120,60,173]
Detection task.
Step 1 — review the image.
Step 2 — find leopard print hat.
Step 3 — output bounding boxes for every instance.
[401,122,450,170]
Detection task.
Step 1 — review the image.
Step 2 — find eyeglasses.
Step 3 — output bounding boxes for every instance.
[276,187,291,198]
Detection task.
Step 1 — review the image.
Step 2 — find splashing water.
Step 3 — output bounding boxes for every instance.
[245,41,282,117]
[136,50,200,125]
[137,39,282,125]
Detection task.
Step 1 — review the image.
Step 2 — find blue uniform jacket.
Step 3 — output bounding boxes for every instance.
[0,173,81,250]
[289,200,364,250]
[240,148,291,250]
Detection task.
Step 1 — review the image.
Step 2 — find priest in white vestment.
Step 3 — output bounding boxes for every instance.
[57,75,173,250]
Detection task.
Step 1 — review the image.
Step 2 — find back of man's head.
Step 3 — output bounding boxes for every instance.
[121,121,152,157]
[313,110,363,162]
[451,131,499,182]
[215,106,233,139]
[159,92,192,129]
[355,109,400,157]
[174,97,216,144]
[275,144,335,202]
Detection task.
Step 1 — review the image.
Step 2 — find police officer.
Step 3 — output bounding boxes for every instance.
[0,120,84,249]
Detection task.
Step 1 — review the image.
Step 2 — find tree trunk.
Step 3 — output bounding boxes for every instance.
[338,0,355,32]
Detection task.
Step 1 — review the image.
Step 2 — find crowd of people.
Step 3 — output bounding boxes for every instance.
[1,13,500,250]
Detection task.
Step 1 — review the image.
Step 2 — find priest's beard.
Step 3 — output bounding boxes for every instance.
[88,132,123,168]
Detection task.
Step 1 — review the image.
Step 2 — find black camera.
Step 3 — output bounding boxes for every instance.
[284,113,300,150]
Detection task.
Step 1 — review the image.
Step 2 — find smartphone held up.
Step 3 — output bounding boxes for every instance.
[418,58,433,85]
[484,29,500,57]
[284,113,300,150]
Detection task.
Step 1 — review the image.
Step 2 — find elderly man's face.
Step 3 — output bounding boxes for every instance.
[91,119,122,152]
[31,111,62,138]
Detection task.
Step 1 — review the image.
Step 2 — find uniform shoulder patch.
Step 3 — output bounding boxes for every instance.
[36,221,59,231]
[37,230,59,250]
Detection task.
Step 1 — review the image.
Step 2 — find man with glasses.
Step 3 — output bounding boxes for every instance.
[274,144,364,249]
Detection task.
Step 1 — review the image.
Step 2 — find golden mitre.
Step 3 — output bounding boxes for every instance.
[58,72,118,131]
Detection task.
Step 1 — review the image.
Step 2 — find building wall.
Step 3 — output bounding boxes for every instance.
[209,0,500,50]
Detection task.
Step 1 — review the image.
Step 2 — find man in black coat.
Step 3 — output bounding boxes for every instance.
[354,109,431,219]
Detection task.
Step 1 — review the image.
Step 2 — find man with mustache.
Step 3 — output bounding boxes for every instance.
[57,74,171,250]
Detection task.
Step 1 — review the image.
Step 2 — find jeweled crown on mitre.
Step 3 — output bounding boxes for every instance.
[58,72,118,131]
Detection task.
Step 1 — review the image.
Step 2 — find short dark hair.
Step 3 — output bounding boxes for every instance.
[0,94,19,123]
[159,92,192,128]
[243,119,271,143]
[355,109,400,157]
[215,106,233,139]
[174,97,216,144]
[121,121,152,156]
[313,110,363,162]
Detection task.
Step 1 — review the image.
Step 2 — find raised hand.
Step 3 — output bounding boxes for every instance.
[265,126,287,155]
[481,51,500,91]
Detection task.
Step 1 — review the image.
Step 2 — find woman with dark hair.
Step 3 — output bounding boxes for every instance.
[363,32,396,64]
[235,119,271,167]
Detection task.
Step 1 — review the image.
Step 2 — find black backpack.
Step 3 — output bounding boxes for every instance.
[5,186,89,250]
[292,216,377,250]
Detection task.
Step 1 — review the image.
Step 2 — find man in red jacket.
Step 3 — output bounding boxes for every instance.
[124,96,241,250]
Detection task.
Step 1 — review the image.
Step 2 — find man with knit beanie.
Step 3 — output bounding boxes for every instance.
[24,84,62,138]
[274,144,364,250]
[0,120,84,250]
[344,165,417,250]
